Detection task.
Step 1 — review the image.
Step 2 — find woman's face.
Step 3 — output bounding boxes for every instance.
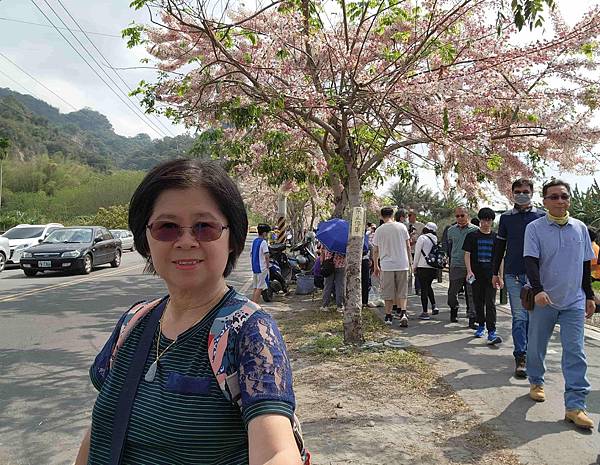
[146,187,231,293]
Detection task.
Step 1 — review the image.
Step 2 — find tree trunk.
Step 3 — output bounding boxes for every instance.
[343,164,364,344]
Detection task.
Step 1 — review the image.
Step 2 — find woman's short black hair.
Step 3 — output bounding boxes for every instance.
[128,158,248,277]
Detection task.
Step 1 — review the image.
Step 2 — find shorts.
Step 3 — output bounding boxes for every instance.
[252,270,269,290]
[381,270,408,300]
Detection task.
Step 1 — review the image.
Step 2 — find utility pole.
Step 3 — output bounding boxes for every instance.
[0,137,9,210]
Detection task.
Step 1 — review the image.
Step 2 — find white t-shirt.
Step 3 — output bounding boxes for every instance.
[413,233,437,269]
[259,240,269,272]
[373,222,410,271]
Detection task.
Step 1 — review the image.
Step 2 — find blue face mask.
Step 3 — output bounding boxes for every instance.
[514,193,531,206]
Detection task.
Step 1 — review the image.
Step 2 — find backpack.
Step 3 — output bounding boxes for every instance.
[105,294,310,464]
[321,255,335,277]
[421,235,448,269]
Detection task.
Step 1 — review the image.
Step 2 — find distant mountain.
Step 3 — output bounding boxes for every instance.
[0,88,195,170]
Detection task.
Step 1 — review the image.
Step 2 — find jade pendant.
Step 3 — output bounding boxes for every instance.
[144,360,158,382]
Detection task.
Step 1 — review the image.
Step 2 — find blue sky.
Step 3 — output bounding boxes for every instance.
[0,0,597,200]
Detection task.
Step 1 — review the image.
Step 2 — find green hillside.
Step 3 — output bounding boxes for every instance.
[0,87,194,170]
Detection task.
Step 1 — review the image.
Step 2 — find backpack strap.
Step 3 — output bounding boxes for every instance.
[207,292,311,465]
[420,235,437,258]
[110,297,167,465]
[110,297,164,370]
[208,293,259,406]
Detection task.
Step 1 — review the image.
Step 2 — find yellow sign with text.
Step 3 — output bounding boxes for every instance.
[350,207,365,238]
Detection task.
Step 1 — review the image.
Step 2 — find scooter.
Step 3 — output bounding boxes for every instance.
[289,239,316,275]
[261,260,288,302]
[268,243,293,282]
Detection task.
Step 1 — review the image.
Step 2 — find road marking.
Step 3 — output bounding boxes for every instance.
[239,276,254,294]
[0,264,143,302]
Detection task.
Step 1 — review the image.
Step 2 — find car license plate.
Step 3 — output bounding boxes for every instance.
[38,261,52,268]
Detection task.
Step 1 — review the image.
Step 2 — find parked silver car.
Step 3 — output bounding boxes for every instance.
[109,229,135,251]
[0,235,8,272]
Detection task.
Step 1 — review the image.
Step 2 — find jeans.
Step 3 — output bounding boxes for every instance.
[416,267,437,312]
[323,267,346,308]
[504,273,530,359]
[447,267,475,318]
[527,305,590,410]
[471,275,496,332]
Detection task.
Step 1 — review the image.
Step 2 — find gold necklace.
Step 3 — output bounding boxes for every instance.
[143,288,229,383]
[144,310,178,383]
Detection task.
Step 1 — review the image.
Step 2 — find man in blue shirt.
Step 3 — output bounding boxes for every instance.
[524,180,596,430]
[492,179,544,378]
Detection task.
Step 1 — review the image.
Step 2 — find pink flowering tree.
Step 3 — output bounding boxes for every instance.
[127,0,600,343]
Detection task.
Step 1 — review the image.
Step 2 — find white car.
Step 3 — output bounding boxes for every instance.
[0,236,8,272]
[2,223,64,265]
[110,229,135,251]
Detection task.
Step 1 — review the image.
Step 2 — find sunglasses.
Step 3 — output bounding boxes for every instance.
[455,214,466,218]
[513,190,531,195]
[544,194,570,201]
[147,221,229,242]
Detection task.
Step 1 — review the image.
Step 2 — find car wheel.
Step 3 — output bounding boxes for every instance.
[81,254,93,274]
[23,269,37,277]
[110,250,122,268]
[0,252,6,272]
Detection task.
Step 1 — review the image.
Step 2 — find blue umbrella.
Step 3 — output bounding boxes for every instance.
[316,218,349,255]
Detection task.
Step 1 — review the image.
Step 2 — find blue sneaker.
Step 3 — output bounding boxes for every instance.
[487,331,502,345]
[474,324,485,338]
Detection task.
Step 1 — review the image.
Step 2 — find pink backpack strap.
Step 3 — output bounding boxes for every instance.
[110,298,163,369]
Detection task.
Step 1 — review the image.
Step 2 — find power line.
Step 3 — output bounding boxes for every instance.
[36,0,169,138]
[55,0,177,138]
[0,68,44,100]
[30,0,168,138]
[0,51,78,111]
[0,16,121,38]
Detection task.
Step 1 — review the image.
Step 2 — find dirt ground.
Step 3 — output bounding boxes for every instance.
[269,292,522,465]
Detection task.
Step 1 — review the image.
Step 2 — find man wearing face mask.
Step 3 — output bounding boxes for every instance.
[492,179,545,379]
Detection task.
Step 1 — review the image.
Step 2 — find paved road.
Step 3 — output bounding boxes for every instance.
[375,281,600,465]
[0,245,255,465]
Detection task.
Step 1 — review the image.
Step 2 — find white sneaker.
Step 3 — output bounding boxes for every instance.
[336,306,344,313]
[400,315,408,327]
[367,301,377,308]
[376,299,385,307]
[319,306,329,312]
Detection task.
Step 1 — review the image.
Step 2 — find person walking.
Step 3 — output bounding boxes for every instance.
[373,207,411,326]
[492,178,545,378]
[412,222,440,320]
[524,180,596,430]
[319,246,346,312]
[408,210,425,295]
[251,224,271,303]
[463,208,502,344]
[446,207,478,325]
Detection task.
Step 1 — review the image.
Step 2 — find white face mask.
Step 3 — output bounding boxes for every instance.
[514,193,531,206]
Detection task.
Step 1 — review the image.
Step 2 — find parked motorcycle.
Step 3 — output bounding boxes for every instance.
[261,259,288,302]
[288,239,316,275]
